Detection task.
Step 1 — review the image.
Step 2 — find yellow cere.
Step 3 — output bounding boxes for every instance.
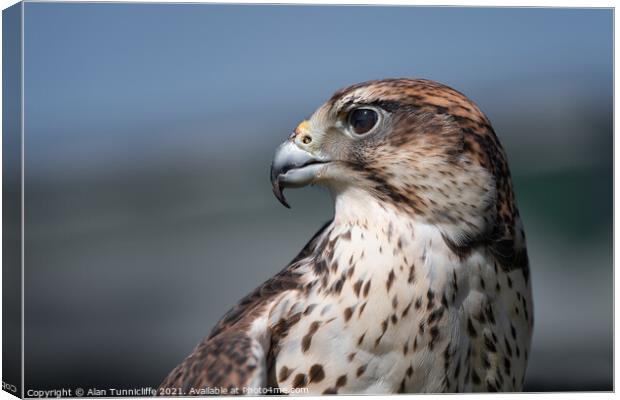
[296,120,310,135]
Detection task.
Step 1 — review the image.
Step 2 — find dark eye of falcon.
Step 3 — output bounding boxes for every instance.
[348,108,378,135]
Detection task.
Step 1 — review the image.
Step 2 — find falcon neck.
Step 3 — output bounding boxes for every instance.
[332,187,414,228]
[323,186,439,284]
[326,187,454,289]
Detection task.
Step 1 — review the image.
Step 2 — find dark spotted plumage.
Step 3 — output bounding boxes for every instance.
[159,78,533,394]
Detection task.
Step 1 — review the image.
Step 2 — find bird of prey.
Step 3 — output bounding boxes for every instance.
[159,78,533,394]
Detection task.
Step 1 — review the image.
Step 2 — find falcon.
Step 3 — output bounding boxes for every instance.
[159,78,533,394]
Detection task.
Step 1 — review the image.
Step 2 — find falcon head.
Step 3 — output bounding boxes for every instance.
[270,78,521,255]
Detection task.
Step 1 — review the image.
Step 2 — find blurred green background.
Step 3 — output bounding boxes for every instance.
[21,3,612,392]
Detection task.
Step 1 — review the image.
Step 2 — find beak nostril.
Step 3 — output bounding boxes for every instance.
[302,135,312,145]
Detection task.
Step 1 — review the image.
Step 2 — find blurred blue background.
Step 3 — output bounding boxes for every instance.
[22,3,612,392]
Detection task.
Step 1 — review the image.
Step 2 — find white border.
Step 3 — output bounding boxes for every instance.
[2,0,619,6]
[0,2,615,400]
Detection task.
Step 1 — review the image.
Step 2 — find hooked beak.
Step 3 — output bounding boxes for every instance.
[270,140,330,208]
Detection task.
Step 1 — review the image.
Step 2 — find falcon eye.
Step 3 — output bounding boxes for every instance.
[348,108,379,135]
